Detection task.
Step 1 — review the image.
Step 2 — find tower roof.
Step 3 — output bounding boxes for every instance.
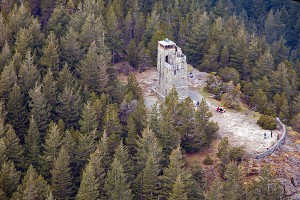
[158,38,176,46]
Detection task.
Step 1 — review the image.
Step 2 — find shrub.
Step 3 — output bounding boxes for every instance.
[229,146,245,162]
[203,155,213,165]
[257,115,277,131]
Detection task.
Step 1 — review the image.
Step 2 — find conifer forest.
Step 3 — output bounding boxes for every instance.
[0,0,300,199]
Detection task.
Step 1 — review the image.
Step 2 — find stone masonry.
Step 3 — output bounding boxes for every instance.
[155,38,188,101]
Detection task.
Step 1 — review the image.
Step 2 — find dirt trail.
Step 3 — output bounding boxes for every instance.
[132,68,280,155]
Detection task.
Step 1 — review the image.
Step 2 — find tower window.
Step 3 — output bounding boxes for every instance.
[165,56,168,63]
[174,70,176,75]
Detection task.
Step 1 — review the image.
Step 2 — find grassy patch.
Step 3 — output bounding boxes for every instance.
[288,130,300,136]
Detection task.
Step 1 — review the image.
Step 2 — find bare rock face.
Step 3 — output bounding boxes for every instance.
[291,193,300,200]
[278,178,297,196]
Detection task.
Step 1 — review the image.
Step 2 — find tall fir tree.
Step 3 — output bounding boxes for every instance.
[77,162,100,200]
[29,83,51,135]
[0,62,18,101]
[0,42,12,72]
[18,50,40,97]
[105,158,133,200]
[79,101,98,134]
[42,69,57,119]
[0,160,21,199]
[24,116,41,168]
[3,124,24,171]
[168,175,188,200]
[39,31,60,77]
[6,83,28,142]
[51,146,74,200]
[78,41,108,93]
[40,123,63,179]
[57,85,82,130]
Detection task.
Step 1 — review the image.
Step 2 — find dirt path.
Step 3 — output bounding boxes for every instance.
[131,68,280,155]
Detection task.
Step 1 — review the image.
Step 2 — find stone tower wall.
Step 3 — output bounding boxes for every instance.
[156,39,188,101]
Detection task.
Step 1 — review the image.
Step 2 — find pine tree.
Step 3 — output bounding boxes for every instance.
[92,93,107,131]
[47,5,70,39]
[61,27,82,67]
[126,39,139,68]
[43,69,57,118]
[87,145,107,199]
[114,141,133,182]
[0,101,6,139]
[161,146,190,199]
[140,154,160,200]
[14,28,33,58]
[223,162,246,200]
[51,146,74,200]
[40,123,63,179]
[77,162,100,200]
[29,83,51,135]
[0,14,8,48]
[57,85,82,130]
[0,63,17,101]
[57,63,77,93]
[40,32,60,77]
[125,115,138,156]
[6,83,28,142]
[75,130,97,173]
[0,161,20,198]
[207,177,223,200]
[13,165,49,200]
[168,175,187,200]
[0,138,7,167]
[28,18,44,52]
[78,41,108,93]
[80,101,98,134]
[18,50,40,96]
[185,11,209,68]
[9,50,22,74]
[0,42,12,71]
[105,158,133,200]
[24,116,41,168]
[200,42,220,72]
[4,124,24,171]
[103,104,122,154]
[105,6,123,63]
[252,48,274,80]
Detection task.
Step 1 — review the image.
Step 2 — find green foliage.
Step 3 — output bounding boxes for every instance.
[0,160,20,198]
[79,101,98,134]
[218,67,240,84]
[105,158,133,200]
[257,115,277,131]
[203,155,213,165]
[77,163,99,200]
[51,146,74,200]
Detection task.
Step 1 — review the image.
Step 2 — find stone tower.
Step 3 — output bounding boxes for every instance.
[156,38,188,101]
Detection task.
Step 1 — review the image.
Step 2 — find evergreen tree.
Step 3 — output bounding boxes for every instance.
[51,146,74,200]
[168,175,188,200]
[77,162,100,200]
[125,115,138,156]
[80,101,98,134]
[200,42,220,72]
[43,69,57,118]
[40,123,63,179]
[140,154,160,200]
[103,104,122,154]
[223,162,246,200]
[0,101,6,139]
[0,63,17,101]
[92,93,107,131]
[87,145,108,199]
[105,158,133,200]
[24,116,41,168]
[57,63,77,93]
[4,124,24,171]
[207,177,224,200]
[61,27,82,68]
[40,31,60,77]
[114,141,133,182]
[12,165,49,200]
[250,89,268,113]
[0,42,12,71]
[0,138,7,167]
[14,28,33,58]
[185,11,209,68]
[78,41,108,93]
[57,85,82,130]
[271,36,290,66]
[6,83,28,142]
[47,5,70,38]
[29,83,51,135]
[105,6,123,63]
[248,165,283,200]
[126,39,139,68]
[251,48,274,80]
[18,50,40,96]
[0,161,20,199]
[160,146,190,199]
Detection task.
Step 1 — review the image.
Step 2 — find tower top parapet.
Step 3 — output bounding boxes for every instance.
[158,38,176,49]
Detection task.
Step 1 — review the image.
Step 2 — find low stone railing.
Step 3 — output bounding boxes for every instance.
[255,118,287,159]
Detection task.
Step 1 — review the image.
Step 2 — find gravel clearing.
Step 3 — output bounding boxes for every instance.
[131,68,280,155]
